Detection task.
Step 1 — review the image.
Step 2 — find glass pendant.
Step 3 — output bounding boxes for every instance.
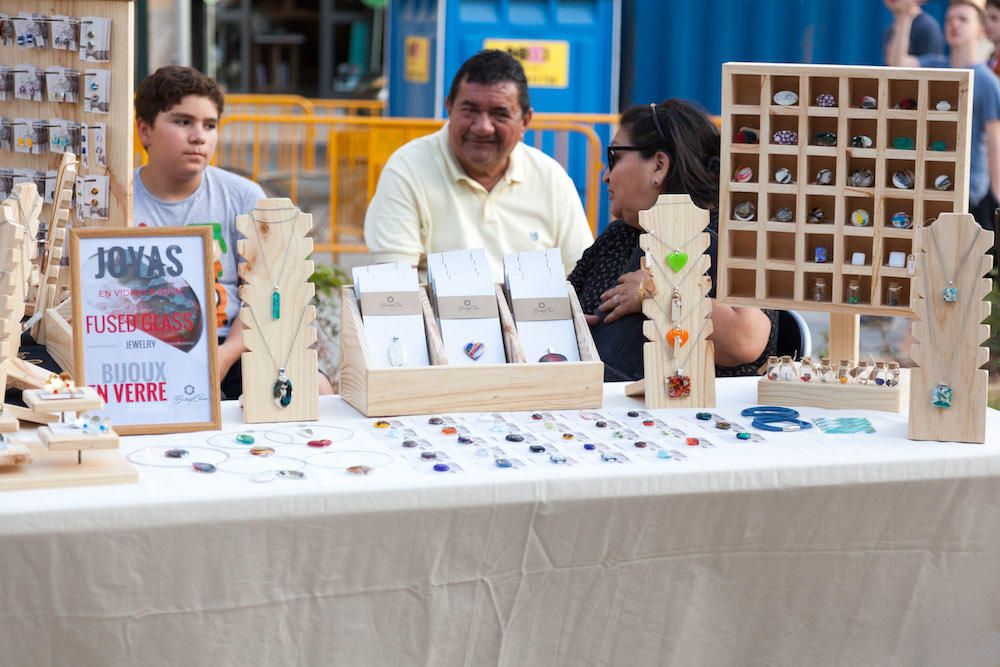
[388,336,407,367]
[666,370,691,398]
[272,288,281,319]
[932,383,953,408]
[943,285,958,302]
[273,369,293,408]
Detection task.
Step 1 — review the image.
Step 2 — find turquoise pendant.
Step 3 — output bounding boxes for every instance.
[943,285,958,302]
[273,369,292,408]
[931,383,953,408]
[272,288,281,319]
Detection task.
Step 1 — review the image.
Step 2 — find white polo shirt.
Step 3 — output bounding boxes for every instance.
[363,125,593,279]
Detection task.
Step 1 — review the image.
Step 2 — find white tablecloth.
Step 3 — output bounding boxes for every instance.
[2,378,1000,666]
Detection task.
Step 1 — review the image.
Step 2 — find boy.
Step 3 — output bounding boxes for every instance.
[133,66,266,400]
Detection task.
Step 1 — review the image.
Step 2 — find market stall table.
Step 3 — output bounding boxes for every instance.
[2,378,999,665]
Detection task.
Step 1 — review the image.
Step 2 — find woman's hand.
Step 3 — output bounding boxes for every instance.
[597,268,653,324]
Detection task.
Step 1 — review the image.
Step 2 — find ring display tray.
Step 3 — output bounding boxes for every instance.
[339,283,603,417]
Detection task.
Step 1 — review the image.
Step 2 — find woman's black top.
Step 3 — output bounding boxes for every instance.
[568,214,778,382]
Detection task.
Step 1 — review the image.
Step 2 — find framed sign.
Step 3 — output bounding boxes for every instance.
[70,226,221,435]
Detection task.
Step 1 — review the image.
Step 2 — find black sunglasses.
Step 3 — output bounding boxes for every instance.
[606,144,660,171]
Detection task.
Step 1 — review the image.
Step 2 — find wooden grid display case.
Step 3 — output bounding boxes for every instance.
[0,1,133,229]
[718,62,972,317]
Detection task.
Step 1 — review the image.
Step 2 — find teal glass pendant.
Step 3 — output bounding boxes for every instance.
[272,288,281,319]
[931,383,953,408]
[273,369,293,408]
[943,285,958,302]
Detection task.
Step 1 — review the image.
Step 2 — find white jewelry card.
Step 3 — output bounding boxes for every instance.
[428,249,505,366]
[352,263,430,369]
[83,69,110,113]
[13,64,43,102]
[51,15,78,51]
[79,17,111,62]
[503,250,580,364]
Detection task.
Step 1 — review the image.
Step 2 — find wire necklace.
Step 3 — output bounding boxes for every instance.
[918,235,982,409]
[647,310,713,399]
[248,206,300,320]
[643,224,716,274]
[928,221,980,302]
[242,299,311,408]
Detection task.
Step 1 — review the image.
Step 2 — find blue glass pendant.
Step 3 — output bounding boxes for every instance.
[943,285,958,302]
[932,383,953,408]
[272,288,281,319]
[273,369,293,408]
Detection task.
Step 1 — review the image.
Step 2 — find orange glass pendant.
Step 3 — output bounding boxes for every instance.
[665,327,689,348]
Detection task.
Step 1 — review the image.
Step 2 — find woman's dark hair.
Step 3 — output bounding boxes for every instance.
[618,99,721,210]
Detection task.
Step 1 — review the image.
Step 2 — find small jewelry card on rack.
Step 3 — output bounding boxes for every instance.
[13,117,41,155]
[14,64,43,102]
[12,13,44,49]
[83,69,110,113]
[79,17,111,62]
[504,249,580,364]
[352,262,430,369]
[45,67,79,104]
[50,15,78,51]
[427,248,505,366]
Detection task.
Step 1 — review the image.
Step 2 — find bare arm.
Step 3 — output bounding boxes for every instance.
[708,302,772,367]
[886,13,920,67]
[217,312,246,379]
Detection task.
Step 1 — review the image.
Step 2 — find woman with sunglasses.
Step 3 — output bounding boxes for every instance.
[568,99,776,381]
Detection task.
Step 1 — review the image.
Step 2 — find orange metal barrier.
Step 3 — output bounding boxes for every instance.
[215,114,605,257]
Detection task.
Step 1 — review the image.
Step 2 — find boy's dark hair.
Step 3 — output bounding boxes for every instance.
[135,66,225,126]
[988,0,1000,10]
[446,49,530,116]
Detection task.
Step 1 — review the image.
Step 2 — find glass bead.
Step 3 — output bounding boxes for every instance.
[235,433,255,444]
[657,450,672,459]
[932,383,953,408]
[943,286,958,302]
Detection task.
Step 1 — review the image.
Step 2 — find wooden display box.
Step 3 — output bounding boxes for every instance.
[718,62,972,317]
[339,284,604,417]
[758,369,909,413]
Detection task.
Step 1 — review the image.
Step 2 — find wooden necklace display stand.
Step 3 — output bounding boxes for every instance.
[908,213,993,443]
[236,197,319,423]
[32,153,78,374]
[626,194,716,408]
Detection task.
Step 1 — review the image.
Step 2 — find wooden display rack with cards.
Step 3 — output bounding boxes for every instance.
[339,284,603,417]
[717,62,973,411]
[236,198,319,423]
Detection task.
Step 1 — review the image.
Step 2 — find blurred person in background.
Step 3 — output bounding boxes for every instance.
[883,0,946,63]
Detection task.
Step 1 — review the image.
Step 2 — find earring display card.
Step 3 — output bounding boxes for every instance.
[13,64,42,102]
[12,13,44,49]
[79,16,110,62]
[717,62,972,317]
[77,174,108,220]
[0,66,11,101]
[50,15,78,51]
[83,68,110,113]
[503,249,580,364]
[13,117,39,154]
[352,262,431,369]
[45,67,79,104]
[87,122,106,167]
[427,249,506,366]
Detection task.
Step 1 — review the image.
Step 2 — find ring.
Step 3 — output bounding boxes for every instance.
[614,295,620,305]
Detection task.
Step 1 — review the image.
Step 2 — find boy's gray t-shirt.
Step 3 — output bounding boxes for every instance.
[133,166,266,337]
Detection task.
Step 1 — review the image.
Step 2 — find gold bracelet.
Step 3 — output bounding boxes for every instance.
[638,285,646,302]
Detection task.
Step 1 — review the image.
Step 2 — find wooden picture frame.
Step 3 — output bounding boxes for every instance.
[69,226,221,435]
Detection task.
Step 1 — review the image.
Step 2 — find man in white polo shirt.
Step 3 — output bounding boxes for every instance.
[364,49,593,277]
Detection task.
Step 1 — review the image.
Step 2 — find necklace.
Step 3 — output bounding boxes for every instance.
[643,224,715,274]
[249,206,300,320]
[11,188,41,284]
[918,242,981,409]
[242,299,312,409]
[928,222,979,302]
[648,310,714,399]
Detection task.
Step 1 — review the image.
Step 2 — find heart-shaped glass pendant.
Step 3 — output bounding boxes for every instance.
[464,341,485,360]
[666,327,689,348]
[666,250,688,273]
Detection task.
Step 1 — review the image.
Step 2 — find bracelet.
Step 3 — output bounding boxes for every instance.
[638,285,646,301]
[741,406,800,419]
[751,415,813,432]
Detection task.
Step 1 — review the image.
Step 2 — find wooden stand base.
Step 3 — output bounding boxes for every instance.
[0,445,136,492]
[4,404,58,425]
[0,411,19,433]
[757,370,909,413]
[38,426,120,451]
[22,387,103,413]
[0,443,31,466]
